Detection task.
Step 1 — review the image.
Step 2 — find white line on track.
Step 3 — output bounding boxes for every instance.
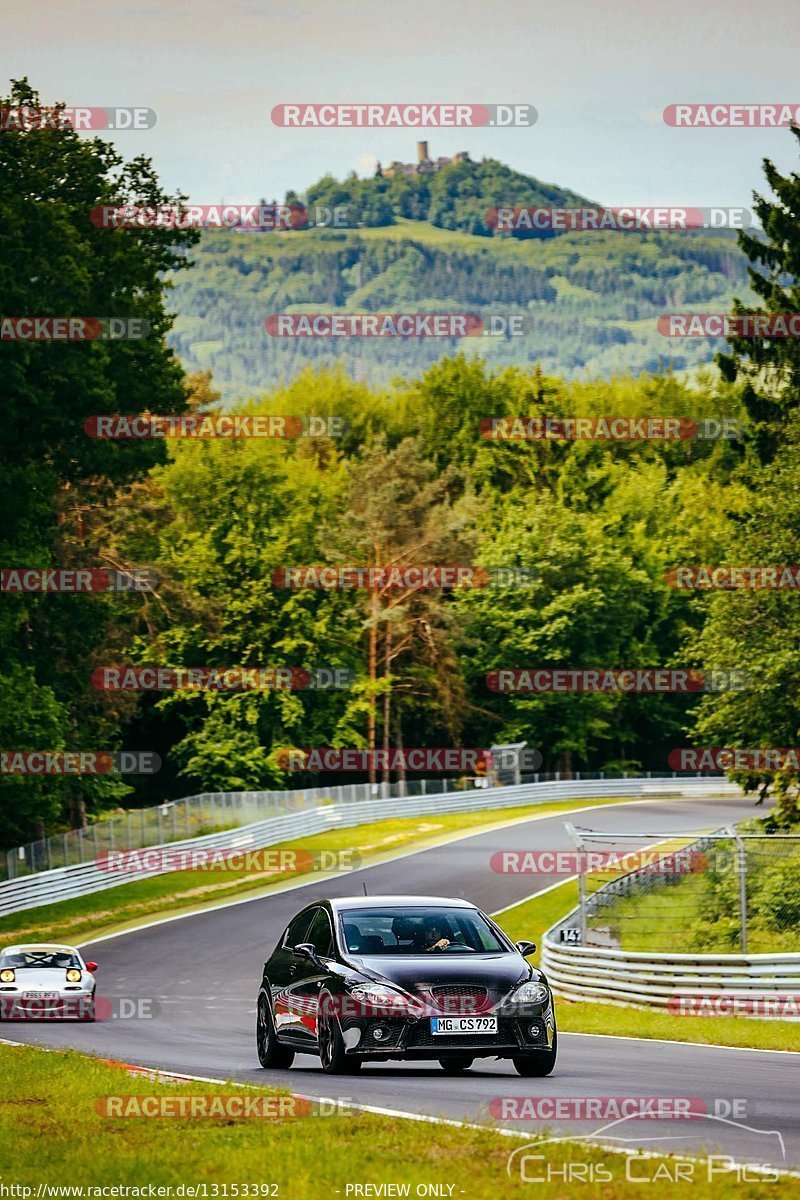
[3,1038,794,1180]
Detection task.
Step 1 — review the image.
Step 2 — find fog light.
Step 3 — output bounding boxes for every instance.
[372,1026,387,1041]
[529,1024,540,1037]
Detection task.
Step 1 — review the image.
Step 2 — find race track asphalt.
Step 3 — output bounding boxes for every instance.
[6,792,799,1175]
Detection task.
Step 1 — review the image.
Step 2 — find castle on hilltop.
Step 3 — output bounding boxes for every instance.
[377,141,471,179]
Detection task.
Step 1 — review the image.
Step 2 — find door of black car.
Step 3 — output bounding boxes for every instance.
[291,906,335,1043]
[269,908,315,1038]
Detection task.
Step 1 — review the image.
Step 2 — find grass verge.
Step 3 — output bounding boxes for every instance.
[494,882,800,1052]
[1,1043,795,1195]
[0,797,625,948]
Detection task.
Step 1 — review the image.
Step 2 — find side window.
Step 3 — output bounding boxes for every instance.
[282,910,314,950]
[306,908,334,958]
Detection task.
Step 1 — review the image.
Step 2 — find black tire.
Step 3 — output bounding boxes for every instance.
[439,1057,474,1074]
[256,992,295,1069]
[317,993,362,1074]
[513,1031,557,1077]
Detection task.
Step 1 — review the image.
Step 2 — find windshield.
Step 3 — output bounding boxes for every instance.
[339,907,508,955]
[0,950,81,970]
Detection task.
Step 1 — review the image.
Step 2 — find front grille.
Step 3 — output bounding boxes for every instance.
[406,1017,520,1050]
[428,984,489,1012]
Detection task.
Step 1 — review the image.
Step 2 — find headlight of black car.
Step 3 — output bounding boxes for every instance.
[504,981,551,1009]
[345,982,422,1018]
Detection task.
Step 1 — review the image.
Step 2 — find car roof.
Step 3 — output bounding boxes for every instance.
[1,943,80,954]
[327,896,476,911]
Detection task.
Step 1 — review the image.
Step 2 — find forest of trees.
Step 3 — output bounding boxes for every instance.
[169,222,750,396]
[2,78,800,848]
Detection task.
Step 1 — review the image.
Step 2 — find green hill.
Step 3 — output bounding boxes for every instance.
[167,157,752,398]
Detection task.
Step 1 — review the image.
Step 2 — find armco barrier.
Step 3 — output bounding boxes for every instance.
[0,776,738,918]
[541,830,800,1013]
[541,937,800,1012]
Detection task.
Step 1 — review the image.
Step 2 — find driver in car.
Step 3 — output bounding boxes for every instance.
[422,918,455,952]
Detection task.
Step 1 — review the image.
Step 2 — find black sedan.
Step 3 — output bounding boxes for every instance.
[256,895,556,1075]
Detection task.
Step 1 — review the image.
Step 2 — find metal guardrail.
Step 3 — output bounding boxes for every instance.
[2,769,731,884]
[541,826,800,1014]
[0,775,737,918]
[541,938,800,1009]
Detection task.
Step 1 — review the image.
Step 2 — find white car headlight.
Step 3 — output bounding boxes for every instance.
[508,981,550,1005]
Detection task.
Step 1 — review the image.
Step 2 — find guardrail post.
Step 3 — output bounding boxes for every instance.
[728,826,748,953]
[564,823,587,944]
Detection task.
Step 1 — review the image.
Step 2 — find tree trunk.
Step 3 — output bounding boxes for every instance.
[556,749,574,779]
[395,717,407,797]
[367,586,378,786]
[382,624,393,788]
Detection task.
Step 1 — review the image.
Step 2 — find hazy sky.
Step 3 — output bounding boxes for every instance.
[4,0,799,209]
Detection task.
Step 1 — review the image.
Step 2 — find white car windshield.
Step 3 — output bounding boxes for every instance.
[0,950,80,969]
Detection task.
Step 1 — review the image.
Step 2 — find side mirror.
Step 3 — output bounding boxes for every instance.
[293,942,319,963]
[85,961,98,972]
[515,941,536,957]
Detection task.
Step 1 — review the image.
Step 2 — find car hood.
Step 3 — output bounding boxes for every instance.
[351,952,534,994]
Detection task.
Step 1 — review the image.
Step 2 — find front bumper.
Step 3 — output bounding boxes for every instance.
[339,1006,556,1060]
[0,990,94,1020]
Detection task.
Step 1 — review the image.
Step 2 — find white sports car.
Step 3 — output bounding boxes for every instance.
[0,943,98,1020]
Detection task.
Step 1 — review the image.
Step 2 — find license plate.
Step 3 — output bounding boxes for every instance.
[431,1016,497,1034]
[21,992,60,1001]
